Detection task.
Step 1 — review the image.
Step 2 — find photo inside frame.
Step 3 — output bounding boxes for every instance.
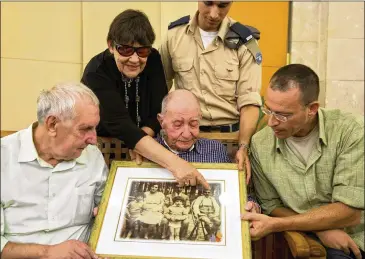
[115,179,226,245]
[92,165,248,259]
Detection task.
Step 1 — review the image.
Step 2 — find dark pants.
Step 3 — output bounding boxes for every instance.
[326,247,365,259]
[306,232,364,259]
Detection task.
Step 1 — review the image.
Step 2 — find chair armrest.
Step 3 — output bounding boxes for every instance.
[302,233,327,258]
[283,231,310,258]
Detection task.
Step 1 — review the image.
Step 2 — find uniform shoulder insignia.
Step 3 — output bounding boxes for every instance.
[168,15,190,30]
[230,22,254,44]
[225,22,262,65]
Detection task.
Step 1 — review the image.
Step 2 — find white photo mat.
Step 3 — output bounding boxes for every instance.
[89,161,251,259]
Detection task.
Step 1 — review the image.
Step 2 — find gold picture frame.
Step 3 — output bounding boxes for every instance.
[89,161,251,259]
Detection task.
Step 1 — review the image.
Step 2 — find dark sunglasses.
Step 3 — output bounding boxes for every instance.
[114,42,152,58]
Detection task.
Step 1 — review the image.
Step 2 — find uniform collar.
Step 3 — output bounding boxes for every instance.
[187,11,232,41]
[275,108,328,152]
[18,123,88,165]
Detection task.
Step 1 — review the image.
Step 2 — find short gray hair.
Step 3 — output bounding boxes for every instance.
[37,82,99,124]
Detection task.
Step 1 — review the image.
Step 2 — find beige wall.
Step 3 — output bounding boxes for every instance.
[1,2,83,130]
[1,2,364,130]
[290,2,364,115]
[1,2,197,130]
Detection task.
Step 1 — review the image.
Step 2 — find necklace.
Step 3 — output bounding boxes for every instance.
[122,75,141,127]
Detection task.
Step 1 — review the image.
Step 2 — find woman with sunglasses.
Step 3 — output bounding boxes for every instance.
[81,9,209,189]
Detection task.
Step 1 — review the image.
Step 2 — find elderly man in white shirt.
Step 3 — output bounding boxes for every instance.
[1,82,108,259]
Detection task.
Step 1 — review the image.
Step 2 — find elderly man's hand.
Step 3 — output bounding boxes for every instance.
[316,229,362,259]
[43,240,104,259]
[241,212,276,240]
[171,159,210,189]
[235,147,251,184]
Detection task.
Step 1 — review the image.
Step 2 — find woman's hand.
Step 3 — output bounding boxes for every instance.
[129,149,144,165]
[170,158,209,189]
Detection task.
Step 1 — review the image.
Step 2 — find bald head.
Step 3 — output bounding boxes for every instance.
[158,89,201,152]
[161,89,200,115]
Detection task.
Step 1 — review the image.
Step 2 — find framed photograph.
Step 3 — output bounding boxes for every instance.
[89,161,251,259]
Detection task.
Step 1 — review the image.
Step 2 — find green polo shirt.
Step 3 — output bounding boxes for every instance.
[250,108,364,250]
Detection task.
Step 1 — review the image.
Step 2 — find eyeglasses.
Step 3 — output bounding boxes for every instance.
[261,107,292,123]
[114,42,152,58]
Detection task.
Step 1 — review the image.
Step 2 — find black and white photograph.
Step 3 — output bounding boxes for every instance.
[116,180,224,243]
[91,163,248,258]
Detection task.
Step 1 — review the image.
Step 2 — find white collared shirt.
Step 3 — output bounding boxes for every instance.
[1,124,108,250]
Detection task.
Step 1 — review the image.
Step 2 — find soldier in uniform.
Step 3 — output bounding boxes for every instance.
[159,1,263,184]
[192,189,221,240]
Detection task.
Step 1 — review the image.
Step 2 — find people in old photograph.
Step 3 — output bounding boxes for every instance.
[119,181,223,242]
[165,196,189,241]
[122,192,144,238]
[165,183,191,239]
[138,183,165,239]
[192,189,221,240]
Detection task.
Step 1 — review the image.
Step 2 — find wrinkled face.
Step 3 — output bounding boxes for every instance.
[159,105,201,152]
[51,101,99,160]
[197,1,232,31]
[265,87,315,139]
[108,42,148,79]
[150,185,159,193]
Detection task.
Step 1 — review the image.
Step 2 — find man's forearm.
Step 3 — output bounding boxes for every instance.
[239,105,259,145]
[271,202,361,233]
[1,242,49,259]
[270,207,298,217]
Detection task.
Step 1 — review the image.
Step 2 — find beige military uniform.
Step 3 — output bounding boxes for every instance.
[160,12,262,126]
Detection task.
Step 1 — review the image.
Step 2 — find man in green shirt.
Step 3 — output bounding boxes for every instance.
[242,64,364,259]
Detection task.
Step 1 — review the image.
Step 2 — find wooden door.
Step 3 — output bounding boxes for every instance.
[229,2,290,97]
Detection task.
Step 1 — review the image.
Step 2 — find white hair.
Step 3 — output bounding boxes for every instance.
[37,82,99,124]
[160,89,200,115]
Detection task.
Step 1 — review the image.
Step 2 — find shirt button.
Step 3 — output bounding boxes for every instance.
[201,70,204,75]
[52,193,56,197]
[202,90,207,94]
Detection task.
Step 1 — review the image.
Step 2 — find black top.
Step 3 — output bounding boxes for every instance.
[81,48,168,149]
